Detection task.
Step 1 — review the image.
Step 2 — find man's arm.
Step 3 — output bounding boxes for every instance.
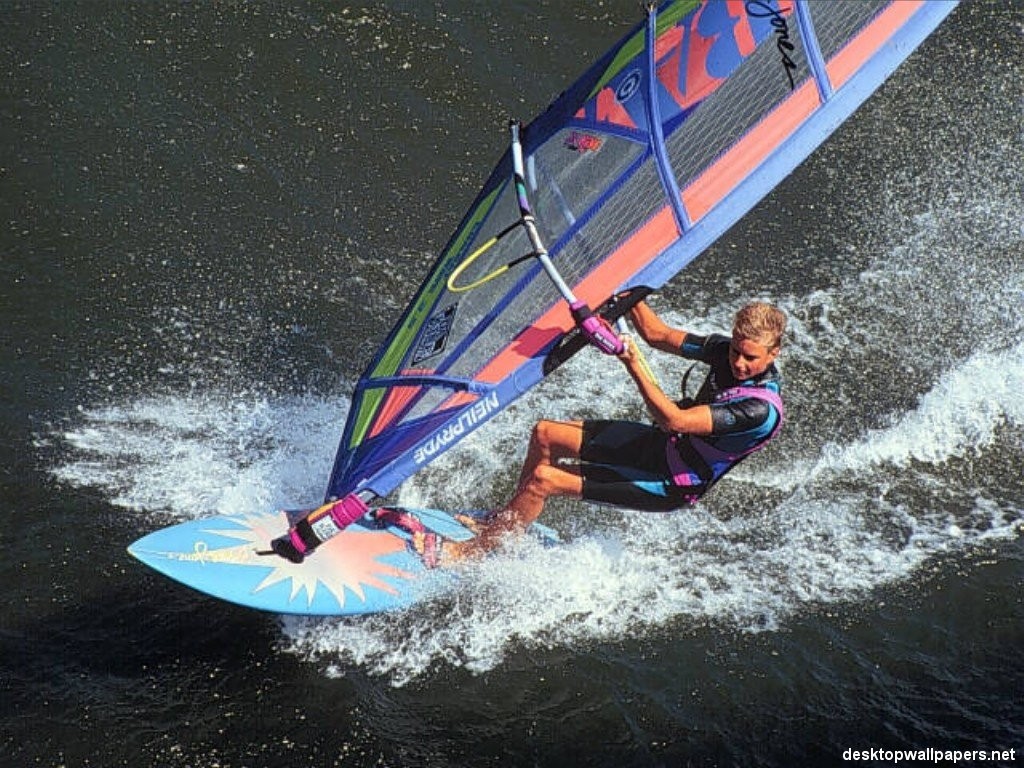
[619,339,713,435]
[628,301,688,355]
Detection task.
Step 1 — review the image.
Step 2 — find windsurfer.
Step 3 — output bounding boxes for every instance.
[429,300,787,563]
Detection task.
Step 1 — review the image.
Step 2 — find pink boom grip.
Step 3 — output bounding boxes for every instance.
[570,300,625,355]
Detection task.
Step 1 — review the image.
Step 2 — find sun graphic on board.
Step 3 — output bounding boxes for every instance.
[196,510,416,609]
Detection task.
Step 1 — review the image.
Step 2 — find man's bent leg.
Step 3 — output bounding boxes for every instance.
[448,462,583,559]
[513,420,584,491]
[445,420,584,560]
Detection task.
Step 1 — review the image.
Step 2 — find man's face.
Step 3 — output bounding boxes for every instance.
[728,336,779,381]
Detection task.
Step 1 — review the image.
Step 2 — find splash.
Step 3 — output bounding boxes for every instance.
[50,392,345,518]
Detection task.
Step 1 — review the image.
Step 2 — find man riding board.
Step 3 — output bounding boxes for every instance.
[435,299,786,562]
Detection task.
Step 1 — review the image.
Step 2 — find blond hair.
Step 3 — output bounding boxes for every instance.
[733,302,786,350]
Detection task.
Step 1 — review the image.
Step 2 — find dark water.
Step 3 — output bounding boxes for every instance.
[3,2,1023,766]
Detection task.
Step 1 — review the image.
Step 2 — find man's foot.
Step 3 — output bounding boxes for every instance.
[440,536,486,562]
[453,512,491,536]
[443,511,522,562]
[409,525,498,566]
[409,530,446,569]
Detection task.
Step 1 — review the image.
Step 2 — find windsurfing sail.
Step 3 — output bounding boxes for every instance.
[326,0,959,504]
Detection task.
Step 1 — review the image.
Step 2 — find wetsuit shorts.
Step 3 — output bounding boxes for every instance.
[579,420,697,511]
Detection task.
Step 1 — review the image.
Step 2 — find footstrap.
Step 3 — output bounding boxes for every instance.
[373,508,443,569]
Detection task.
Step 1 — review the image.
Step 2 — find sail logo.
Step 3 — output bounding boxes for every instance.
[412,303,458,364]
[413,390,500,465]
[565,131,603,154]
[616,69,642,103]
[746,1,798,89]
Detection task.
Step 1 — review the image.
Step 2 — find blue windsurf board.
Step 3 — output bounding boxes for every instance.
[128,507,558,616]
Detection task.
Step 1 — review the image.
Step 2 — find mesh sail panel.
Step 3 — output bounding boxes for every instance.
[809,0,889,62]
[666,5,813,212]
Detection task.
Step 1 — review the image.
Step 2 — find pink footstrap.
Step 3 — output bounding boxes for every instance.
[374,508,443,569]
